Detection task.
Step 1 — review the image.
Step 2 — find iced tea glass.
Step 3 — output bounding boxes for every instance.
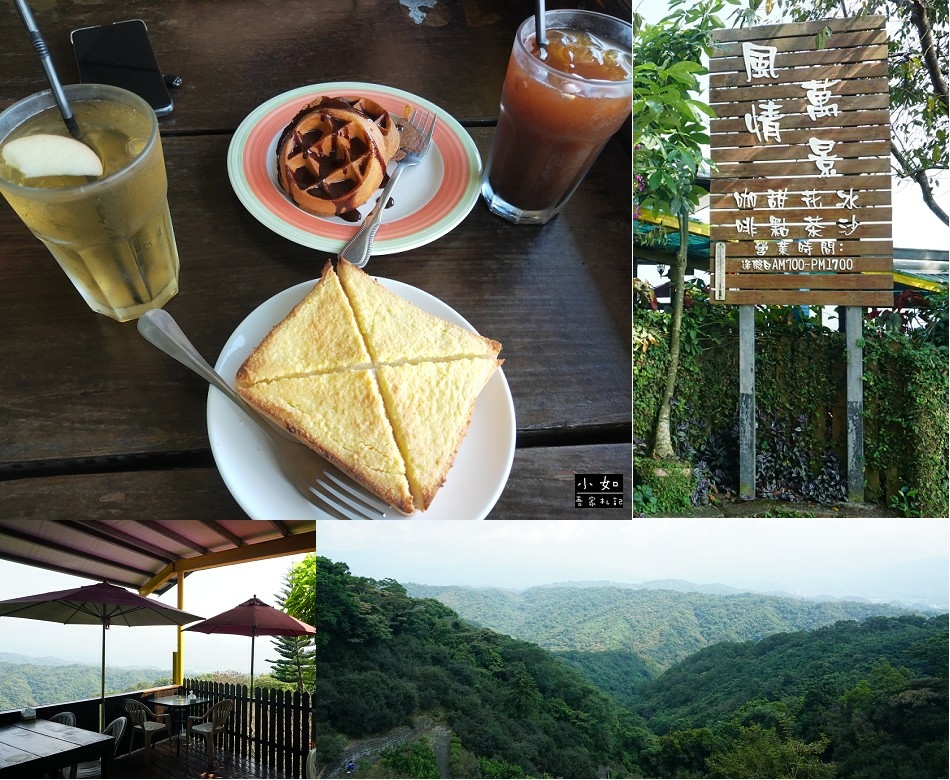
[0,84,179,322]
[481,10,632,225]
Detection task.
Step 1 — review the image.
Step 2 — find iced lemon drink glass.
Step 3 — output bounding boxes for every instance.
[0,84,179,322]
[481,10,632,225]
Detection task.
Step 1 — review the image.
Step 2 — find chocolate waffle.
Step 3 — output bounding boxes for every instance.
[276,96,401,218]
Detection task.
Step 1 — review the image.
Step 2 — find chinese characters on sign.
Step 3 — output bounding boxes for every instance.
[574,474,623,508]
[708,16,893,306]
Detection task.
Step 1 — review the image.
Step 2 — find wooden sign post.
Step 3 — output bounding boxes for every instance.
[708,16,893,501]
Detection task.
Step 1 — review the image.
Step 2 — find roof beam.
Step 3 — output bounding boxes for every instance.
[0,549,142,590]
[145,522,214,555]
[0,524,155,580]
[52,520,177,564]
[139,533,315,596]
[197,520,247,548]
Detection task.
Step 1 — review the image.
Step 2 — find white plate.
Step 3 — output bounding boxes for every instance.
[227,82,482,255]
[208,278,515,520]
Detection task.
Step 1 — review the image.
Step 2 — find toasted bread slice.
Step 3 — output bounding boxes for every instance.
[237,370,413,514]
[377,357,501,511]
[337,258,501,364]
[235,260,504,513]
[236,261,370,387]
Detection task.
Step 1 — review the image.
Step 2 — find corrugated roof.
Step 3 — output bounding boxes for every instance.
[0,520,315,595]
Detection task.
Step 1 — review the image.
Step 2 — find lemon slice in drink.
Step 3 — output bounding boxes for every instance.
[2,133,103,179]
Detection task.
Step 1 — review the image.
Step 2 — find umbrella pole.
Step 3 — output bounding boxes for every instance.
[250,630,255,697]
[250,631,256,740]
[100,621,106,732]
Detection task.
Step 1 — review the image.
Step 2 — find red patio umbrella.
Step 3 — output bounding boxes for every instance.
[184,595,315,693]
[0,581,204,728]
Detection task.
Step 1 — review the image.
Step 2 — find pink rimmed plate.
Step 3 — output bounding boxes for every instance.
[227,82,482,254]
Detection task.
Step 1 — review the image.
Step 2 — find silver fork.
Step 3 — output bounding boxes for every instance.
[338,107,437,267]
[137,309,393,520]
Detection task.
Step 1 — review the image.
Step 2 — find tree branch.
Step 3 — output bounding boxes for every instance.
[900,0,949,109]
[893,141,950,225]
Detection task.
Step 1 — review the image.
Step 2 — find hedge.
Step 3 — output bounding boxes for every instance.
[633,286,948,517]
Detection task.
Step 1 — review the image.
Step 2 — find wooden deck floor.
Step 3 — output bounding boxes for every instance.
[111,738,296,779]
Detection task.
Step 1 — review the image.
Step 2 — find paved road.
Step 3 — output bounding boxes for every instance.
[326,720,452,778]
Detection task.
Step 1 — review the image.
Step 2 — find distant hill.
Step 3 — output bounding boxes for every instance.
[637,613,949,734]
[637,613,948,779]
[0,660,171,710]
[537,579,745,595]
[323,560,948,779]
[317,558,653,779]
[404,583,932,673]
[0,652,77,666]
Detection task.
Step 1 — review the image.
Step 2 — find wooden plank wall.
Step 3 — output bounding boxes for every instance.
[708,16,893,306]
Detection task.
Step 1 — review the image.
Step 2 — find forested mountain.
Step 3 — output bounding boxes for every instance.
[404,583,929,670]
[317,558,948,779]
[0,662,171,710]
[316,558,653,779]
[637,614,948,778]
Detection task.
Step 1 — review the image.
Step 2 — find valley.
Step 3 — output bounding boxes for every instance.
[317,557,948,779]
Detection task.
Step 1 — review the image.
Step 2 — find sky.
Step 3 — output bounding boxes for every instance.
[0,553,309,675]
[633,0,950,271]
[318,518,949,605]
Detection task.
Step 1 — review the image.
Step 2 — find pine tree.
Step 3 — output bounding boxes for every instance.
[265,561,316,691]
[267,634,315,691]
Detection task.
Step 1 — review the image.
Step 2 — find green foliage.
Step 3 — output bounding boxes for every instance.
[636,617,948,778]
[189,670,295,691]
[267,555,316,692]
[637,615,947,734]
[406,583,927,672]
[284,552,315,626]
[312,727,346,765]
[631,484,660,516]
[323,562,947,779]
[863,327,949,516]
[633,290,949,512]
[380,738,439,779]
[554,650,661,709]
[0,662,172,710]
[316,558,653,778]
[478,755,529,778]
[633,457,695,514]
[448,734,481,778]
[705,723,834,778]
[633,0,723,220]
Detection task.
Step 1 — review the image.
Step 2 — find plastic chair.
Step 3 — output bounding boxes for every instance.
[186,699,233,770]
[123,700,170,762]
[49,712,76,727]
[306,747,318,779]
[62,716,127,778]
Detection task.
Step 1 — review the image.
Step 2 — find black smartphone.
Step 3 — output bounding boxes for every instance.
[71,19,173,116]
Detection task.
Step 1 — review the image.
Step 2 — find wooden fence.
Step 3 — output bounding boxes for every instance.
[181,679,313,778]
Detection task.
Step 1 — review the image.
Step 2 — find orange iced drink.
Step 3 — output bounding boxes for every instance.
[481,11,632,225]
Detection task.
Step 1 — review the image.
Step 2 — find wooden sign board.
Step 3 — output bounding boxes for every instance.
[708,16,893,306]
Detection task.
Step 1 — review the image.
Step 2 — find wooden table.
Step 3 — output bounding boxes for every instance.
[148,695,209,755]
[0,0,631,519]
[0,719,114,778]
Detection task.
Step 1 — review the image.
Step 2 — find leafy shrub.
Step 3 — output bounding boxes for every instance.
[633,457,694,514]
[632,285,948,512]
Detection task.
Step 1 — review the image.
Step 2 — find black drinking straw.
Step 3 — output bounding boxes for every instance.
[535,0,548,47]
[13,0,83,140]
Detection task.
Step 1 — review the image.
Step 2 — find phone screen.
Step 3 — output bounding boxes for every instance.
[71,19,173,116]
